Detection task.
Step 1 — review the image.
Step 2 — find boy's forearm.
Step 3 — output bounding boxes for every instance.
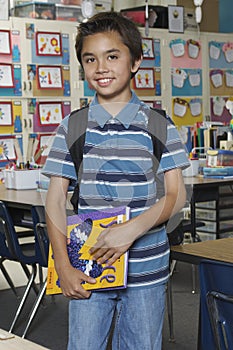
[45,177,71,271]
[133,189,186,238]
[46,208,70,271]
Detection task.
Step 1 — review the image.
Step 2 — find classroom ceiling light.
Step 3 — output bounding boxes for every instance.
[81,0,95,20]
[195,6,202,24]
[193,0,204,6]
[193,0,204,24]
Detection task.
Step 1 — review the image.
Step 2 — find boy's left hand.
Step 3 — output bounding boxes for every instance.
[89,221,134,266]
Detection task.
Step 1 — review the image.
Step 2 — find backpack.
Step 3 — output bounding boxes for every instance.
[67,105,169,214]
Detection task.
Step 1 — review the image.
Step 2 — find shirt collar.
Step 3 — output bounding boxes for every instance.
[89,91,142,128]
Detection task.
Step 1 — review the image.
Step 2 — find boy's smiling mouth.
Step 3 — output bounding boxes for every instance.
[97,78,113,86]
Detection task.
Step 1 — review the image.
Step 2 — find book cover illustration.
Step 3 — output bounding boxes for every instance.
[46,206,130,295]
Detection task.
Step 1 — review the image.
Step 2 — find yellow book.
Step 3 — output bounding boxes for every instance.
[46,206,130,295]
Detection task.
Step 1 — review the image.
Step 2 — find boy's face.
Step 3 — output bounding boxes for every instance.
[81,31,141,104]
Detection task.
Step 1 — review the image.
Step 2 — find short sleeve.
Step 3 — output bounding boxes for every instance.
[42,116,77,180]
[158,123,190,174]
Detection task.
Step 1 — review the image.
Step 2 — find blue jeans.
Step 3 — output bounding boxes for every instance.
[68,283,166,350]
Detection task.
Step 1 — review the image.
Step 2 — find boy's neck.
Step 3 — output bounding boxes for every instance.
[97,92,132,117]
[101,101,128,117]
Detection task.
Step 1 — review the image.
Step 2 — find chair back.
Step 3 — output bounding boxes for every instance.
[31,206,49,268]
[0,200,21,260]
[207,290,233,350]
[199,260,233,350]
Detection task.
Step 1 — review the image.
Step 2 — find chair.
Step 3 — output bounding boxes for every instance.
[199,260,233,350]
[207,291,233,350]
[0,232,19,297]
[0,205,35,298]
[0,201,38,300]
[0,201,48,336]
[0,201,39,330]
[0,255,18,297]
[21,205,49,338]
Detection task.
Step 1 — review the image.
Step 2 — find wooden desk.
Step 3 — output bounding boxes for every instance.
[0,328,49,350]
[171,238,233,350]
[0,184,72,227]
[0,185,46,208]
[171,237,233,265]
[0,185,47,228]
[184,176,233,239]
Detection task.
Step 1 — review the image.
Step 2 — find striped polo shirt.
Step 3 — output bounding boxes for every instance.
[43,91,189,289]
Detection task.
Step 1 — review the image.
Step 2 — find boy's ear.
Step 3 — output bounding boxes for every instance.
[131,56,143,74]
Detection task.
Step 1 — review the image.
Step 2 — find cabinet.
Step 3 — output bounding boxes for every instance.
[195,184,233,240]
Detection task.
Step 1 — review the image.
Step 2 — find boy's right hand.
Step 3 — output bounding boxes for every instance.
[57,265,96,299]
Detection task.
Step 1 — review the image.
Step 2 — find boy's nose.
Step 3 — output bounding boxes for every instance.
[96,60,109,73]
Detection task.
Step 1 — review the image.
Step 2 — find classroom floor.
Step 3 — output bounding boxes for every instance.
[0,262,199,350]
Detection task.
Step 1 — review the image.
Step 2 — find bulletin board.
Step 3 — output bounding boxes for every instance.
[170,37,203,126]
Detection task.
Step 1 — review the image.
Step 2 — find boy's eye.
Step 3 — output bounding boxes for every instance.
[108,55,118,60]
[85,57,95,63]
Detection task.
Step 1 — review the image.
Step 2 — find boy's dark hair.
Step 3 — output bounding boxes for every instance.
[75,11,143,73]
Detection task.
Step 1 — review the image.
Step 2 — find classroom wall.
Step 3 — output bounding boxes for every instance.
[177,0,219,33]
[219,0,233,33]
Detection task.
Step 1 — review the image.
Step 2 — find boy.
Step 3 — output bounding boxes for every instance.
[43,11,189,350]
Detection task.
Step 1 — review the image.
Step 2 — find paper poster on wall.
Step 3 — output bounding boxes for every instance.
[172,68,202,96]
[172,97,203,126]
[38,101,63,125]
[0,0,9,20]
[39,134,54,157]
[170,39,185,57]
[0,64,14,87]
[222,42,233,63]
[172,68,187,88]
[209,41,233,69]
[31,32,69,65]
[35,133,55,164]
[134,68,155,89]
[189,69,201,87]
[210,68,233,96]
[170,39,202,69]
[0,30,11,54]
[37,65,63,89]
[210,69,223,88]
[140,39,161,69]
[173,98,188,117]
[0,102,13,125]
[225,70,233,87]
[36,31,62,56]
[0,30,21,64]
[187,40,200,59]
[209,42,221,61]
[168,6,184,33]
[189,98,202,117]
[210,97,231,123]
[0,137,16,161]
[142,38,154,59]
[33,100,71,133]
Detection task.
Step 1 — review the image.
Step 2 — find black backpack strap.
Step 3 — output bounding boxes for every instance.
[147,107,168,173]
[145,107,170,199]
[67,105,89,213]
